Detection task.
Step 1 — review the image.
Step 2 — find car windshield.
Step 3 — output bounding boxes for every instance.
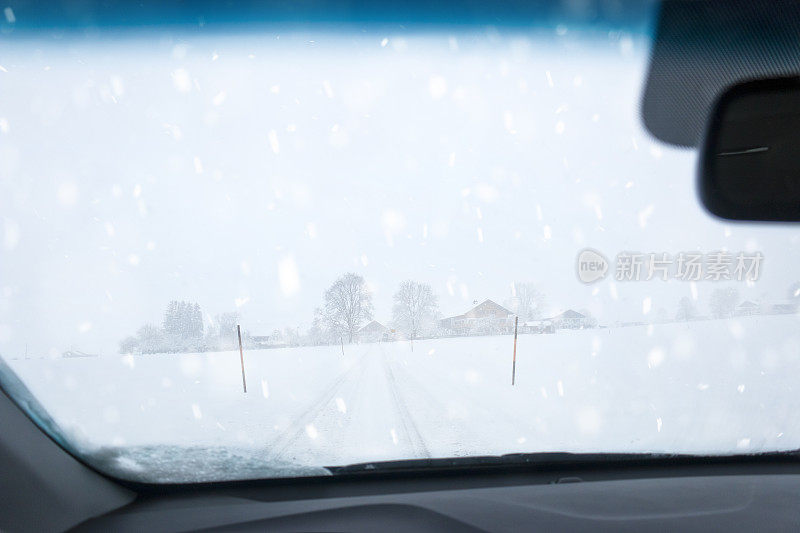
[2,1,800,483]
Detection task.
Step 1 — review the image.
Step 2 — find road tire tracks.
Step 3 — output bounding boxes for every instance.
[266,353,368,462]
[380,348,431,459]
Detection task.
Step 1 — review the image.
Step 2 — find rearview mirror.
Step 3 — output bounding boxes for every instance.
[699,78,800,221]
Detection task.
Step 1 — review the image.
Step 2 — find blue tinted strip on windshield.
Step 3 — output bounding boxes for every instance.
[2,0,654,33]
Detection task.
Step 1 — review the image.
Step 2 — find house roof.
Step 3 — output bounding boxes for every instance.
[442,299,514,321]
[552,309,586,319]
[359,320,388,332]
[737,300,759,308]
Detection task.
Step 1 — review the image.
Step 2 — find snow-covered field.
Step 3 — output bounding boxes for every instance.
[7,314,800,482]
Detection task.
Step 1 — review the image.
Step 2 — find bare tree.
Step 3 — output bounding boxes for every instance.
[392,280,439,340]
[506,282,546,321]
[709,287,739,319]
[307,307,332,345]
[282,327,301,346]
[321,273,373,343]
[215,311,240,349]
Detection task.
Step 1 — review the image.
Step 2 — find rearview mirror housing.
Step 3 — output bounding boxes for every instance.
[699,78,800,221]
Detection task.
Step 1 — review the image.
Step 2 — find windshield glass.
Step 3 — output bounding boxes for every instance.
[3,2,800,483]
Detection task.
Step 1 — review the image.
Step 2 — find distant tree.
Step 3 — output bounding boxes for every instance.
[505,282,546,321]
[675,296,697,321]
[163,301,180,336]
[216,312,240,333]
[190,303,203,338]
[163,300,203,340]
[304,325,323,346]
[306,308,332,345]
[136,324,165,354]
[321,273,373,343]
[392,280,439,340]
[204,320,219,349]
[215,312,240,349]
[119,335,139,354]
[121,301,206,354]
[709,287,739,319]
[283,327,300,346]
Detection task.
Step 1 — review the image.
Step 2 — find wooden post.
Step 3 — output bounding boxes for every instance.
[237,324,247,393]
[511,316,519,386]
[340,336,345,357]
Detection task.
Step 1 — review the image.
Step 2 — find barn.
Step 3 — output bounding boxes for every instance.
[549,310,587,330]
[357,320,391,343]
[439,299,516,336]
[734,300,760,317]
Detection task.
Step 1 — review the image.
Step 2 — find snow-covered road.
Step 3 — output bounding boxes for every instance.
[7,314,800,482]
[266,344,432,465]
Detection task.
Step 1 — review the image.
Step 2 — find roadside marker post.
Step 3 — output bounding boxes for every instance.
[512,316,519,386]
[237,324,247,393]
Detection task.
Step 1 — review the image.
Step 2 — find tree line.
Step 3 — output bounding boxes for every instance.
[119,302,244,355]
[665,282,800,323]
[306,274,441,345]
[119,275,549,354]
[277,275,546,346]
[120,277,800,354]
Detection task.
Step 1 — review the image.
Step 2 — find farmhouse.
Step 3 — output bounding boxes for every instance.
[549,309,588,330]
[734,300,760,317]
[439,299,516,335]
[357,320,391,342]
[770,302,798,315]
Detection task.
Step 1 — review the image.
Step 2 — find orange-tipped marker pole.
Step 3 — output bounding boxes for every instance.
[237,324,247,393]
[512,316,518,386]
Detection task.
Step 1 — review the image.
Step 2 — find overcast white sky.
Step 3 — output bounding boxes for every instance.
[2,27,800,357]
